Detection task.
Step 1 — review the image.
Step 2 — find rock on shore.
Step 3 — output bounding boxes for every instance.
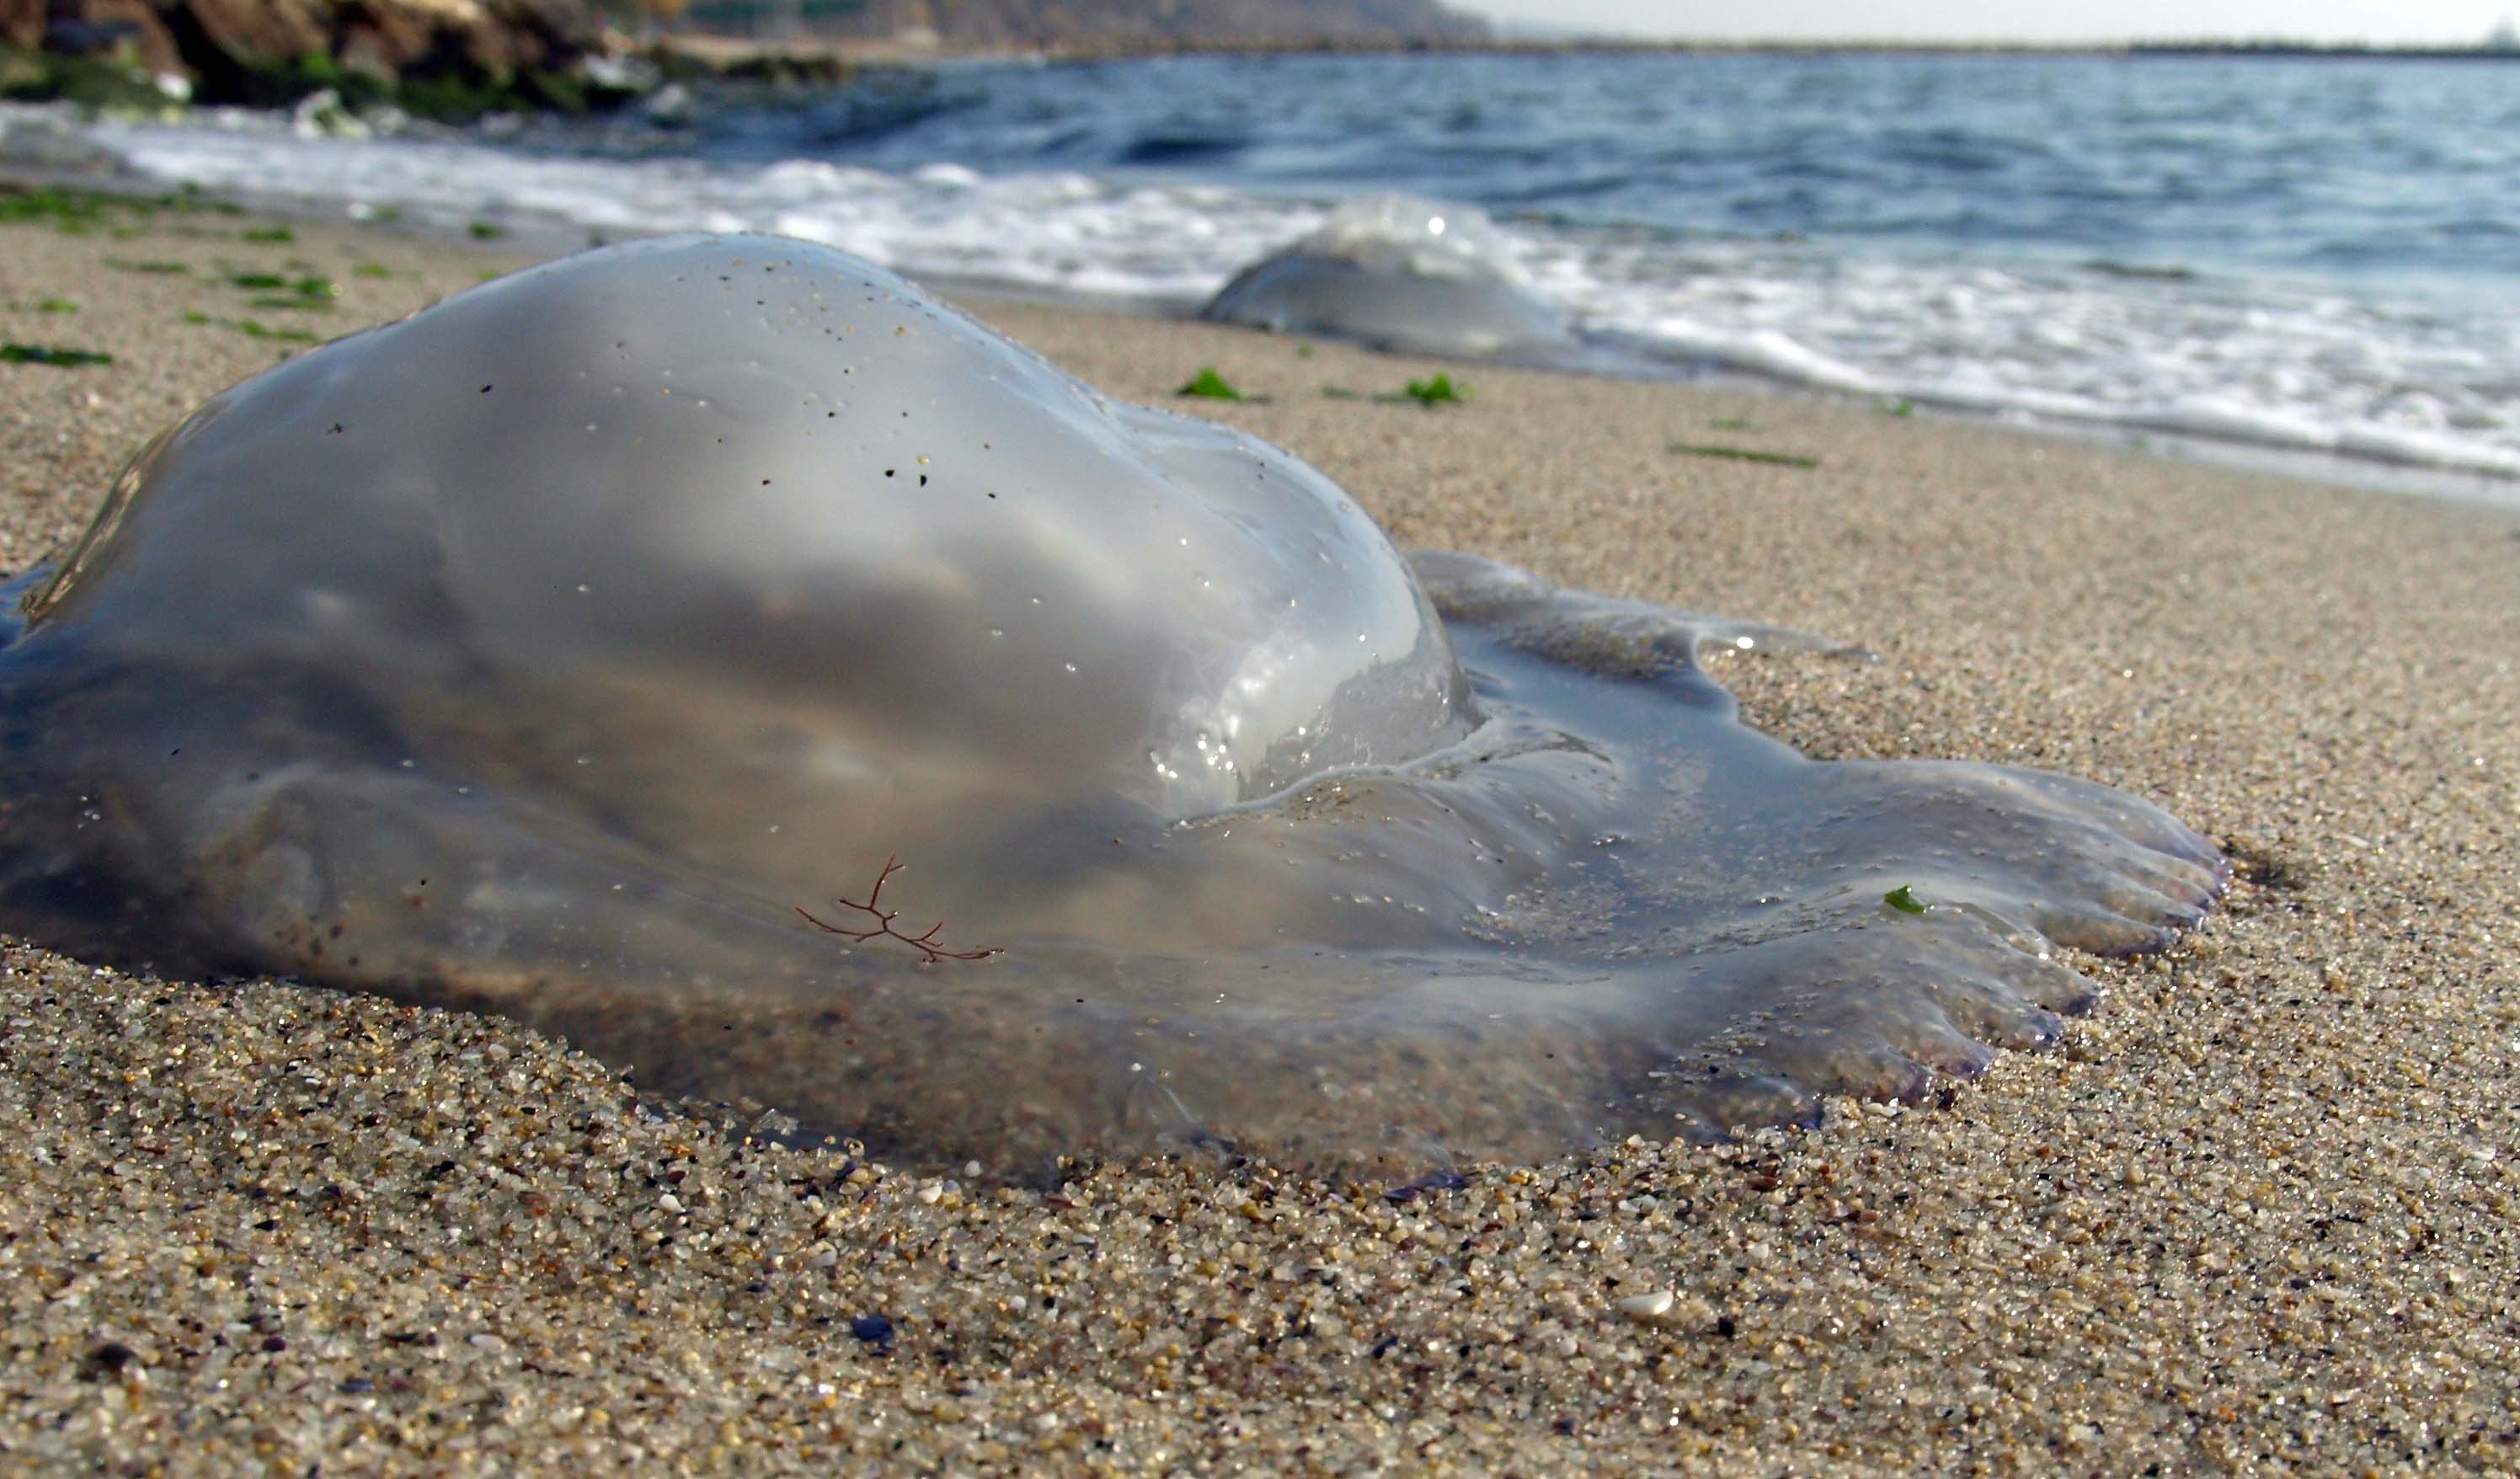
[3,0,611,112]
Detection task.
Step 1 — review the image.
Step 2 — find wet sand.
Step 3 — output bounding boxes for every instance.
[3,201,2515,1474]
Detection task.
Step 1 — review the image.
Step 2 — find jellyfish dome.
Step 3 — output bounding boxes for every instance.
[1201,194,1567,359]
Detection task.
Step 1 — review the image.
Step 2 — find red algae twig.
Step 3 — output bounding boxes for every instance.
[796,856,1001,964]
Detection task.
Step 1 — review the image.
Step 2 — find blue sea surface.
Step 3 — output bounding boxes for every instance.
[29,50,2520,494]
[777,51,2520,287]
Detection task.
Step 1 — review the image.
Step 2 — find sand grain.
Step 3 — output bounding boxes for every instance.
[2,204,2514,1474]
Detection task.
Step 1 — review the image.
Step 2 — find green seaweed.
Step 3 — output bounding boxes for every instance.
[1402,373,1470,408]
[2,343,113,367]
[240,227,295,245]
[520,67,589,115]
[35,298,77,313]
[1177,367,1255,402]
[1667,442,1821,470]
[1877,398,1916,419]
[183,311,319,345]
[467,222,507,241]
[234,274,339,306]
[232,319,320,344]
[1320,376,1475,408]
[0,184,241,234]
[167,184,243,216]
[105,259,191,275]
[352,263,394,280]
[1883,884,1928,915]
[0,186,118,231]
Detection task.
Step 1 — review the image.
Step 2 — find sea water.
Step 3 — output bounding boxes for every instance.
[15,50,2520,493]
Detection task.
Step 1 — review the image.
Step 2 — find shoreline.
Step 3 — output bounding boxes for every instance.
[10,160,2512,512]
[3,202,2518,1472]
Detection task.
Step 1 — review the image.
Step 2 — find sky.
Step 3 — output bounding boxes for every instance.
[1455,1,2519,45]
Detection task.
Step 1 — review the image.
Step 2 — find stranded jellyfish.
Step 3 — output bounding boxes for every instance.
[0,234,2222,1175]
[1201,194,1567,359]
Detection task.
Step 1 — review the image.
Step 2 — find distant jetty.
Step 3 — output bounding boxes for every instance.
[637,30,2520,68]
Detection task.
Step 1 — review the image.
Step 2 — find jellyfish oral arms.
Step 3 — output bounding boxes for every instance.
[1200,194,1567,359]
[0,233,2221,1172]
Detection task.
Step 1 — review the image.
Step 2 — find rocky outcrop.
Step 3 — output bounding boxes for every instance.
[4,0,617,113]
[3,0,1487,119]
[0,0,38,52]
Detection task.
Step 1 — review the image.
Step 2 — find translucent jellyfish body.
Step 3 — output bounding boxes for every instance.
[0,234,2222,1174]
[1201,193,1567,358]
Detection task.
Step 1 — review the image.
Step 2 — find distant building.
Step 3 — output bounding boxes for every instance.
[2488,17,2519,52]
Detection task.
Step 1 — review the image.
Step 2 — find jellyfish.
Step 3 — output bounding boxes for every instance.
[0,234,2221,1175]
[1200,193,1567,359]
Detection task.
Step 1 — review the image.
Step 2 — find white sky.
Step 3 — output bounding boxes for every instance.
[1457,1,2517,45]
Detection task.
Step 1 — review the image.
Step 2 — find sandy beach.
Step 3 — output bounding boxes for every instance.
[2,196,2515,1474]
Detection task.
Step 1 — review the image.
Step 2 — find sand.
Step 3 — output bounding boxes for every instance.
[1,196,2514,1475]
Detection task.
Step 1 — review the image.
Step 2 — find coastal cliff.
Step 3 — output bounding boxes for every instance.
[1,0,1489,120]
[2,0,617,114]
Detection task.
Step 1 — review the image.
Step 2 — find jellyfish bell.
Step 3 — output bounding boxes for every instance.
[17,238,1492,938]
[0,233,2222,1175]
[1201,193,1567,358]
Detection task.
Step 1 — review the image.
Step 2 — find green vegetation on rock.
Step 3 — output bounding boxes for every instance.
[0,45,174,113]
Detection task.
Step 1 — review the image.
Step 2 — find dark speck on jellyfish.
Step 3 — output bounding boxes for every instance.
[0,234,2224,1177]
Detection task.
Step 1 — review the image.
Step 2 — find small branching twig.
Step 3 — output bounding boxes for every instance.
[797,856,1000,964]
